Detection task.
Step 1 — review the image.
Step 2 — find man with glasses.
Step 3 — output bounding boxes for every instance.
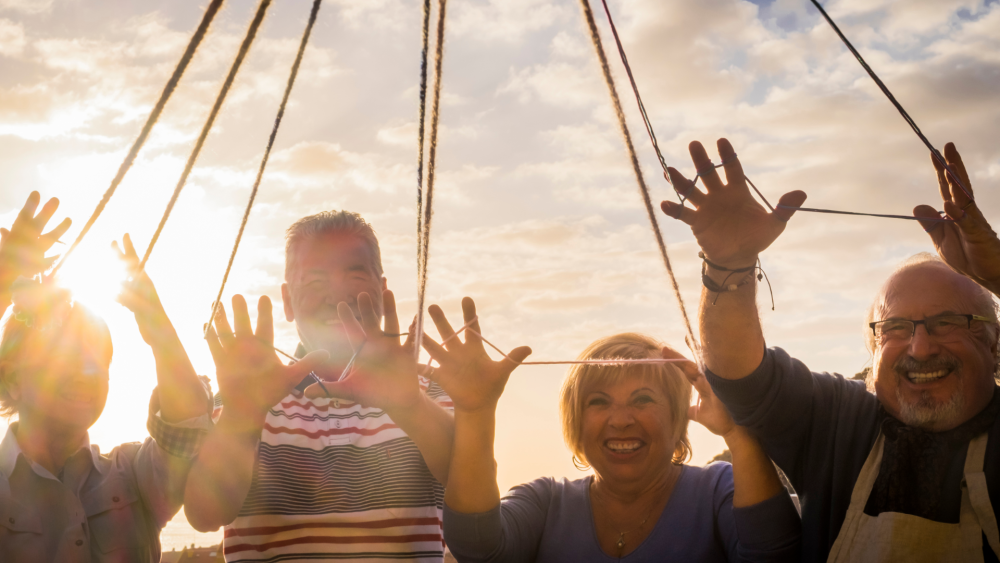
[660,139,1000,561]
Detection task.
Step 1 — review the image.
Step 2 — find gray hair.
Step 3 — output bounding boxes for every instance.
[864,252,1000,384]
[284,210,384,280]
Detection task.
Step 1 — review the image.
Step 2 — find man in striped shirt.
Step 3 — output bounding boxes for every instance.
[184,211,455,562]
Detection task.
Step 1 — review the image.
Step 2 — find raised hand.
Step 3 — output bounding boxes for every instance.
[670,347,735,437]
[0,191,72,293]
[420,297,531,414]
[659,139,806,268]
[208,295,327,432]
[114,234,171,344]
[914,143,1000,295]
[303,290,423,412]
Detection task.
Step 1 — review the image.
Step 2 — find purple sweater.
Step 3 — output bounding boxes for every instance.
[444,463,801,562]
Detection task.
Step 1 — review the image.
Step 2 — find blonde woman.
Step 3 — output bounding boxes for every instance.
[423,298,800,562]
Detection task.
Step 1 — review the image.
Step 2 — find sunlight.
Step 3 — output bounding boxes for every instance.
[55,243,129,320]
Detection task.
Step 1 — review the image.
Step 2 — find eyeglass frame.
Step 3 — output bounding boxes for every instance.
[869,313,994,341]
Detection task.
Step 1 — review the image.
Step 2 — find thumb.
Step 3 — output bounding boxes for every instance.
[499,345,532,375]
[285,350,329,384]
[914,204,947,235]
[773,190,807,222]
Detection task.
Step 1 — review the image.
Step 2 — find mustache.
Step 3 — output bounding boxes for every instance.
[893,354,960,375]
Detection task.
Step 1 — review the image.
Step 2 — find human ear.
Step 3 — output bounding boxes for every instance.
[281,283,295,322]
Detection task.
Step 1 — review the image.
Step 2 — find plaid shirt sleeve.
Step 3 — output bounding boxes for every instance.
[145,375,214,460]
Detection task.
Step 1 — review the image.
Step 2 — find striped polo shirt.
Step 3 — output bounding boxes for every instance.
[220,377,453,562]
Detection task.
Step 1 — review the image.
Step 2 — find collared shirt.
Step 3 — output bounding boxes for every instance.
[0,389,212,563]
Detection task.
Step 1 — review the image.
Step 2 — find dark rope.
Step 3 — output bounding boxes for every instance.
[809,0,972,200]
[204,0,321,338]
[776,205,950,222]
[140,0,272,269]
[579,0,698,350]
[596,0,675,200]
[414,0,448,361]
[48,0,225,277]
[416,0,432,300]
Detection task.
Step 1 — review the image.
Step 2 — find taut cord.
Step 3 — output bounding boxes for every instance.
[579,0,698,352]
[414,0,449,362]
[140,0,272,269]
[48,0,225,276]
[204,0,322,338]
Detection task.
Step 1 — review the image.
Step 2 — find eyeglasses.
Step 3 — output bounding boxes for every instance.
[869,313,993,344]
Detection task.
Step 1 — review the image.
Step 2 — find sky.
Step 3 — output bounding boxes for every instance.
[1,0,998,551]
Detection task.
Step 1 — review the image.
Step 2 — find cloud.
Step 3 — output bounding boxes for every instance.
[0,0,51,15]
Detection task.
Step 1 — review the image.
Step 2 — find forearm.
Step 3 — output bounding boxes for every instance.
[699,264,766,379]
[724,426,784,508]
[443,407,501,514]
[183,412,260,531]
[146,321,210,422]
[387,392,454,483]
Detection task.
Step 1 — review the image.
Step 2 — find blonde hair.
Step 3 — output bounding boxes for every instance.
[284,210,384,280]
[559,333,692,467]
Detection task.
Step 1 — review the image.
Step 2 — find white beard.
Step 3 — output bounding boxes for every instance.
[894,379,964,429]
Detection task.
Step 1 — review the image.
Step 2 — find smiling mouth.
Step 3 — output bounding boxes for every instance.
[905,369,952,384]
[605,439,644,454]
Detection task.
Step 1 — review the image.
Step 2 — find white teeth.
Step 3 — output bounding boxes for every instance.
[908,369,949,383]
[606,440,642,452]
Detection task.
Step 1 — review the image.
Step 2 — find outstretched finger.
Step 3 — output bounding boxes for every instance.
[661,346,699,383]
[931,153,951,204]
[39,218,71,251]
[33,196,60,230]
[420,331,449,364]
[914,204,948,235]
[428,304,458,348]
[204,322,224,362]
[382,289,400,337]
[461,297,484,349]
[337,301,367,351]
[689,141,724,193]
[213,301,235,346]
[660,200,697,226]
[357,292,381,336]
[12,191,41,232]
[231,295,253,338]
[773,190,808,222]
[665,167,705,206]
[717,138,746,188]
[256,295,274,345]
[498,345,532,376]
[944,142,974,204]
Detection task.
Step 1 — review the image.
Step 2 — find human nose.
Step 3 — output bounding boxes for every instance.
[907,323,942,359]
[607,404,635,429]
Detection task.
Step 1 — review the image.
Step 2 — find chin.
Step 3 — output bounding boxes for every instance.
[894,388,964,429]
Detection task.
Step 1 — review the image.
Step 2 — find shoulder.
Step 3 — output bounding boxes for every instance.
[677,463,733,499]
[504,475,590,504]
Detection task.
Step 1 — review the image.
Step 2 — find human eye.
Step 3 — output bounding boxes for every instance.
[877,320,911,338]
[586,396,609,407]
[632,394,655,406]
[928,315,966,335]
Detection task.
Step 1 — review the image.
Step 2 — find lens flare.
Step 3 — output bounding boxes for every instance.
[55,244,129,318]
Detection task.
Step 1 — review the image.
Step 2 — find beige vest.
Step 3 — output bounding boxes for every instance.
[828,432,1000,562]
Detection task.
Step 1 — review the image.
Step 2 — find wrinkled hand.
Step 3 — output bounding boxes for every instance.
[671,347,735,437]
[659,139,806,268]
[0,191,72,293]
[420,297,531,414]
[114,234,170,343]
[208,295,328,431]
[914,143,1000,295]
[303,290,424,413]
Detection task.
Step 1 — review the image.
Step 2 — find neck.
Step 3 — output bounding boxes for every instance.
[592,462,680,506]
[14,413,88,475]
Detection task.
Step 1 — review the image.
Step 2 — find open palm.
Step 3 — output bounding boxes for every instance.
[421,297,531,414]
[660,138,806,268]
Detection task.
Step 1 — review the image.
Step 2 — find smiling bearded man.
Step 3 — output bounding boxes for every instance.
[659,138,1000,562]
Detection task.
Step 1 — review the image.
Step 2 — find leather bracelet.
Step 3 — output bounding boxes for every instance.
[701,261,756,293]
[698,251,757,273]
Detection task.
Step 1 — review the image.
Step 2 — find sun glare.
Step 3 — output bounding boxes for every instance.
[55,244,130,319]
